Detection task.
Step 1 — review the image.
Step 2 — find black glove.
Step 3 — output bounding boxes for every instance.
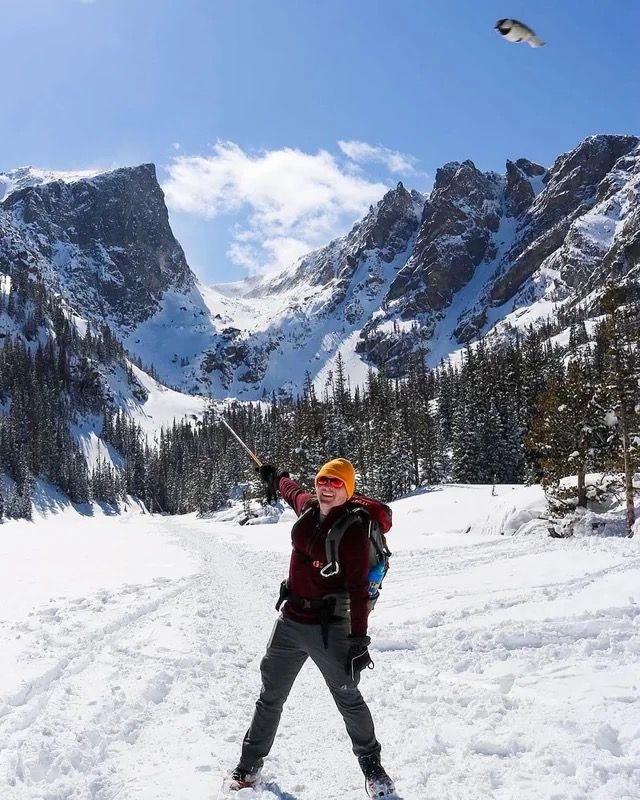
[256,464,289,504]
[258,463,277,484]
[345,634,374,681]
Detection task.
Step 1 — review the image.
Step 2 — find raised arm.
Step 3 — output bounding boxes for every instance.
[277,474,314,517]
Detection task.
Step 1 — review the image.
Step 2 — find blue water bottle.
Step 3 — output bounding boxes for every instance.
[368,560,386,598]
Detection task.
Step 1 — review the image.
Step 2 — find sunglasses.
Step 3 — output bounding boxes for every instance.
[316,476,345,489]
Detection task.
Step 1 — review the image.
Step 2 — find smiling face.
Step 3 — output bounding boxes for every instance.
[315,476,348,515]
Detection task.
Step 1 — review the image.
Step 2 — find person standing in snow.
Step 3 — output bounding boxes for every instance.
[225,458,396,798]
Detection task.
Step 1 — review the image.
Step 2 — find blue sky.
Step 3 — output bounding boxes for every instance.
[1,0,638,283]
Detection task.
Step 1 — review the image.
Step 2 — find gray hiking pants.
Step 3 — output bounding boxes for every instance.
[239,615,381,771]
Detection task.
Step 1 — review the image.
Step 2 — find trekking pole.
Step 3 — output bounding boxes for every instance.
[217,413,263,468]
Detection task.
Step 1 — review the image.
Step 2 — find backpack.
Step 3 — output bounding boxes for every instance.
[320,493,392,610]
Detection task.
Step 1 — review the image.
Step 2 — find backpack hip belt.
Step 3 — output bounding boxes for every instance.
[275,580,349,648]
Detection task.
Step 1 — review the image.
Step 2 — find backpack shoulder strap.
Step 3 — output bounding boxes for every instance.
[350,493,392,533]
[290,504,317,557]
[320,506,369,578]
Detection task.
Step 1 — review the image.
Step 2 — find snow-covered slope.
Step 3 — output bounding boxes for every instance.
[0,248,210,485]
[1,485,639,800]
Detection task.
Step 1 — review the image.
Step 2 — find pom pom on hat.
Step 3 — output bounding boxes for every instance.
[315,458,356,499]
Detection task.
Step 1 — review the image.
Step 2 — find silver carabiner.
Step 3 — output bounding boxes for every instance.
[319,561,340,578]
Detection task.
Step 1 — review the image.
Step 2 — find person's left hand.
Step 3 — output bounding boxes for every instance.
[345,635,374,680]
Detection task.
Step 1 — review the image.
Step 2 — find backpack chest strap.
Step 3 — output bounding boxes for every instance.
[293,546,325,569]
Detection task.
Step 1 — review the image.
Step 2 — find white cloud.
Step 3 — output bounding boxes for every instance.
[338,140,417,174]
[163,141,389,274]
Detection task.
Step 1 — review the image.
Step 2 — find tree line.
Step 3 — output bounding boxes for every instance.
[0,267,148,519]
[1,266,638,533]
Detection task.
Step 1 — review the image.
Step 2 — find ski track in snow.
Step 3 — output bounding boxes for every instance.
[1,499,640,800]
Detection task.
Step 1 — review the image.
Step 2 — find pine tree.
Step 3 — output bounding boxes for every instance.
[599,286,640,534]
[526,355,611,511]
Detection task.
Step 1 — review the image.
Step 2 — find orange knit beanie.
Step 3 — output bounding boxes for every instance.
[315,458,356,499]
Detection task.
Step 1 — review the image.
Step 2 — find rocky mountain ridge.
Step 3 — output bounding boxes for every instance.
[1,133,639,399]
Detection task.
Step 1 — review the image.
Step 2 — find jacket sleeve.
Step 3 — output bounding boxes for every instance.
[340,521,370,637]
[277,475,314,517]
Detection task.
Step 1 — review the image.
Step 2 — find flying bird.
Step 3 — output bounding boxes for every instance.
[495,18,545,47]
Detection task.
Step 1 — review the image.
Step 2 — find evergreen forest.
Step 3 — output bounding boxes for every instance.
[1,269,639,531]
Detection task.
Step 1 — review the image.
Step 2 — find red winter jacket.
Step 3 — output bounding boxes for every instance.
[277,475,370,637]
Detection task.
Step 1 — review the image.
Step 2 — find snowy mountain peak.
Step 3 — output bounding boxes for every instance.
[0,165,104,203]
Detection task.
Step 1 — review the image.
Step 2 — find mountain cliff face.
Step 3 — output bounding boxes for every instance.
[1,164,194,326]
[0,165,228,394]
[489,134,639,305]
[1,133,639,399]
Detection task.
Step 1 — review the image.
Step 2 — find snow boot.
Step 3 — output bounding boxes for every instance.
[358,753,396,798]
[225,764,262,791]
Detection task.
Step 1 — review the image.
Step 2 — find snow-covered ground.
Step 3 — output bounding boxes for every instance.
[1,485,639,800]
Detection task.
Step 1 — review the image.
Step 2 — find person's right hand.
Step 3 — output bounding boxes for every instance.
[259,464,278,484]
[257,464,289,504]
[259,464,290,483]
